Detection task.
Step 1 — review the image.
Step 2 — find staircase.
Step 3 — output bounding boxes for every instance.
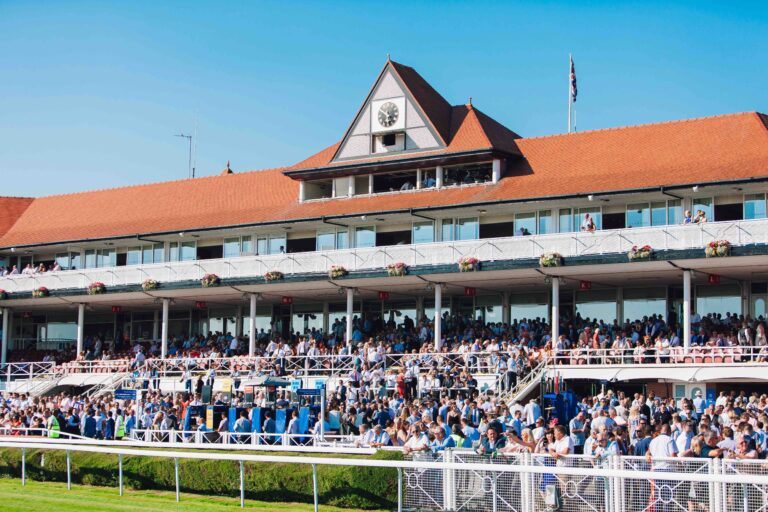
[21,374,65,397]
[497,359,548,404]
[85,371,131,398]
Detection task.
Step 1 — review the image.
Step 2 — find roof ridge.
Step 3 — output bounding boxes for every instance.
[521,111,760,141]
[29,166,289,201]
[0,195,34,200]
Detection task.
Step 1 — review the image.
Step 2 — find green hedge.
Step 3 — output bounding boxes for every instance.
[0,448,402,509]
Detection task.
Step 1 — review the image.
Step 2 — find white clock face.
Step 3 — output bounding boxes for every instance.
[377,102,399,128]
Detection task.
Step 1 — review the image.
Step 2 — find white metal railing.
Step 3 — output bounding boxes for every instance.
[1,361,57,382]
[0,439,766,512]
[550,344,768,366]
[2,218,766,293]
[128,428,355,448]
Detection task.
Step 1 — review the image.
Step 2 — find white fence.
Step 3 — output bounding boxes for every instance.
[0,440,766,512]
[2,219,767,293]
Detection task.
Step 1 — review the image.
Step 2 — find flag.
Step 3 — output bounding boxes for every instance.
[570,56,577,103]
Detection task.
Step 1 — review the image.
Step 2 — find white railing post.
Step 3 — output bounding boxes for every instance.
[66,449,72,490]
[174,457,180,502]
[118,453,123,496]
[21,447,25,486]
[312,463,319,512]
[239,460,245,508]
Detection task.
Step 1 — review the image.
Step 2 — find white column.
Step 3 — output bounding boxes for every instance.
[249,293,257,356]
[348,176,355,197]
[491,159,501,183]
[435,166,443,188]
[502,292,511,325]
[368,175,373,195]
[1,308,9,365]
[235,305,243,337]
[346,288,354,351]
[322,301,330,334]
[434,285,442,351]
[76,303,85,355]
[161,298,169,359]
[683,270,691,354]
[551,278,560,343]
[298,181,305,203]
[416,169,422,189]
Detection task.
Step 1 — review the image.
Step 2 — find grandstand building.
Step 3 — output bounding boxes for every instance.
[1,59,768,395]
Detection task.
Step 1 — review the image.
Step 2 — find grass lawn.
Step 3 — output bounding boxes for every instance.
[0,478,387,512]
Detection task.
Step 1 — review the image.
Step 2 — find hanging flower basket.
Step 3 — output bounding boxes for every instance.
[201,273,221,287]
[539,253,563,268]
[628,245,652,261]
[386,262,408,277]
[328,265,348,279]
[264,271,284,282]
[32,287,49,299]
[142,279,160,291]
[458,256,480,272]
[87,282,107,295]
[0,290,7,300]
[705,240,730,258]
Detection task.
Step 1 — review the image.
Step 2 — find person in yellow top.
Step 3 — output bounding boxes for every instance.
[46,409,60,439]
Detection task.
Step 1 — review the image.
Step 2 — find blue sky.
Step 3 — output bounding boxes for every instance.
[1,1,766,197]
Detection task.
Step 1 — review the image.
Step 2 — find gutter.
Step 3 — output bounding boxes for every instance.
[409,209,436,222]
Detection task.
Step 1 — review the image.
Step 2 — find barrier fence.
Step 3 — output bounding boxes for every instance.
[0,439,766,512]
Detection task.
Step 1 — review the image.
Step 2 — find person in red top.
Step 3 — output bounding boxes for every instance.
[396,369,406,399]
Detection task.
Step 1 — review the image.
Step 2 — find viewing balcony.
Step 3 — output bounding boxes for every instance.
[1,218,767,295]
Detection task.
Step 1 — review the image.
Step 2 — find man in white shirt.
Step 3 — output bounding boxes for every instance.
[646,424,678,470]
[549,425,574,466]
[403,425,430,455]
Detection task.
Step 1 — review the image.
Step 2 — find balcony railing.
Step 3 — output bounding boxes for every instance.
[2,218,767,294]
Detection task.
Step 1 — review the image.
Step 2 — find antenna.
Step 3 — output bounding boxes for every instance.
[175,133,193,178]
[192,116,198,179]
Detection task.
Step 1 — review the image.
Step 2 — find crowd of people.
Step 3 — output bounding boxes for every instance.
[0,262,61,276]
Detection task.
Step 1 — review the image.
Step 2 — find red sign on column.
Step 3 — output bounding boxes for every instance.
[579,280,592,290]
[111,306,122,313]
[464,287,476,296]
[281,296,293,305]
[378,291,390,301]
[195,301,207,309]
[708,274,721,284]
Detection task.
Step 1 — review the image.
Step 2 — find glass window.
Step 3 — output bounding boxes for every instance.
[538,210,552,235]
[55,253,70,270]
[70,252,81,270]
[224,237,241,258]
[333,177,350,198]
[696,284,741,316]
[354,226,376,248]
[97,249,115,268]
[623,287,666,322]
[336,230,348,250]
[441,219,454,241]
[412,221,435,244]
[627,203,650,228]
[558,208,573,233]
[514,212,536,236]
[693,197,713,221]
[142,246,154,264]
[269,236,286,254]
[650,202,667,226]
[169,242,179,262]
[667,200,682,225]
[744,193,767,220]
[241,236,253,255]
[316,232,336,251]
[256,238,268,255]
[576,290,616,323]
[575,207,601,231]
[180,241,196,261]
[84,250,96,269]
[456,217,479,240]
[510,293,548,322]
[126,247,141,266]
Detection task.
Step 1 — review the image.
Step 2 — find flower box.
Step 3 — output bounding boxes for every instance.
[87,282,107,295]
[328,265,348,279]
[539,253,563,268]
[264,271,284,282]
[628,245,652,261]
[386,262,408,277]
[201,273,221,287]
[142,279,160,291]
[705,240,730,258]
[458,256,480,272]
[32,287,49,299]
[0,290,7,300]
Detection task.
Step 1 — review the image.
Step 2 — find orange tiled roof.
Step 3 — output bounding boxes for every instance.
[0,112,767,248]
[0,197,34,238]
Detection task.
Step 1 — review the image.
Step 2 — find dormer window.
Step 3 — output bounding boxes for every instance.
[372,131,405,153]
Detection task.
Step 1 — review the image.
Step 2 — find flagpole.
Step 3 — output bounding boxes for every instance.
[568,53,573,133]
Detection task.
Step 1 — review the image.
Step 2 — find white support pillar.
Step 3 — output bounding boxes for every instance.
[683,270,691,354]
[322,301,330,334]
[368,174,373,195]
[502,292,511,325]
[348,176,355,197]
[76,303,85,355]
[161,298,169,359]
[235,305,243,337]
[551,278,560,343]
[346,288,354,351]
[491,159,502,183]
[416,169,422,190]
[298,181,306,203]
[248,294,257,356]
[435,166,443,189]
[1,308,9,365]
[434,285,442,351]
